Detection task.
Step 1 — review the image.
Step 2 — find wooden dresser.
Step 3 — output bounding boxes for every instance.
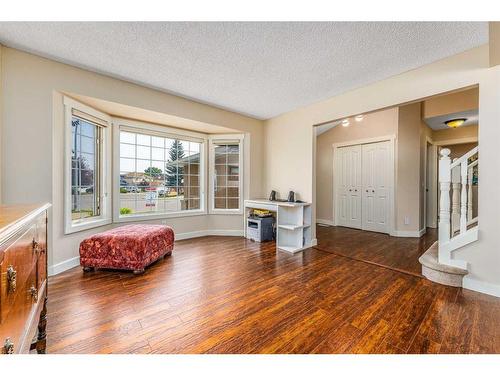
[0,203,50,354]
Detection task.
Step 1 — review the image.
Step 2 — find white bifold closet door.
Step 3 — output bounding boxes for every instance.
[335,141,390,234]
[361,141,390,233]
[336,145,362,229]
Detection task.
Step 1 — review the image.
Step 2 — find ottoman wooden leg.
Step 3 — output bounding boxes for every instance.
[83,266,94,272]
[133,268,145,275]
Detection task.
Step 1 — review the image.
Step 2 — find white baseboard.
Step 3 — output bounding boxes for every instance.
[49,229,245,276]
[316,219,334,226]
[175,229,243,240]
[392,228,426,238]
[311,238,318,246]
[48,256,80,277]
[463,276,500,298]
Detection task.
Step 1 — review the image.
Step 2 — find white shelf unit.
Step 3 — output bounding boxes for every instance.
[276,204,311,253]
[244,199,312,254]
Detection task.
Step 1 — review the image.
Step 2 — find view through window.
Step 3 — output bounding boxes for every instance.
[119,130,202,216]
[214,143,240,210]
[71,116,100,221]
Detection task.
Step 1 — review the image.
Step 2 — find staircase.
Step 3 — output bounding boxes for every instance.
[419,146,479,287]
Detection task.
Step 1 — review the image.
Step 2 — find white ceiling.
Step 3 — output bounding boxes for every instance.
[425,109,479,131]
[0,22,488,119]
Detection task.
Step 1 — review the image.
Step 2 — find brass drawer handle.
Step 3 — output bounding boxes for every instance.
[30,285,38,302]
[3,338,14,354]
[7,266,17,293]
[33,239,45,255]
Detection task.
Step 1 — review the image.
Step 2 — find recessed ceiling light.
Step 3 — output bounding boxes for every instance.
[445,118,467,128]
[342,119,350,127]
[355,115,364,122]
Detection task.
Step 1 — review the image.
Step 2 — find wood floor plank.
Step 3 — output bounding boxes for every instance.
[46,233,500,354]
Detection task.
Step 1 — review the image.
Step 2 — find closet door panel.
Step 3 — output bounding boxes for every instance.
[362,141,390,233]
[348,145,362,229]
[336,147,349,227]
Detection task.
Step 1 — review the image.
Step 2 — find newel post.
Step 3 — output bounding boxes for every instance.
[439,149,452,248]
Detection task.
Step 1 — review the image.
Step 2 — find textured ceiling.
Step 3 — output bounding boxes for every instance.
[0,22,488,119]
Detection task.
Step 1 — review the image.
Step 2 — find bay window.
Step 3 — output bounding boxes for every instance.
[114,119,206,221]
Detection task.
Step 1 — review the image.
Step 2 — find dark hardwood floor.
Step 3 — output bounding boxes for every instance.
[316,225,437,276]
[47,235,500,354]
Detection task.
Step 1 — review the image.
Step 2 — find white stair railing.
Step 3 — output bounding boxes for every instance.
[438,146,478,269]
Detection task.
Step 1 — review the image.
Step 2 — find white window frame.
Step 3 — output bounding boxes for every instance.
[209,134,244,215]
[64,97,112,234]
[112,118,208,222]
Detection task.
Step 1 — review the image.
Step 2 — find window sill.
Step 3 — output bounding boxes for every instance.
[65,217,112,235]
[209,209,243,215]
[116,210,207,223]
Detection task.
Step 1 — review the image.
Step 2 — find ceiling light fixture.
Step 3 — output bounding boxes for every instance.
[445,118,466,129]
[355,115,364,122]
[341,119,350,127]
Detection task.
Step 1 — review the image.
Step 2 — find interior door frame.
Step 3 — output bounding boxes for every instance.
[332,135,396,235]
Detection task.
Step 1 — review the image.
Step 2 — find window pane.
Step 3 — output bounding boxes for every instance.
[212,142,240,210]
[80,122,95,137]
[137,145,150,159]
[189,142,200,154]
[121,131,136,144]
[227,198,239,210]
[120,143,135,158]
[151,147,164,161]
[215,198,227,209]
[71,116,100,222]
[120,158,135,173]
[215,187,227,198]
[136,159,150,174]
[137,134,151,146]
[152,136,164,148]
[80,135,95,154]
[119,130,203,215]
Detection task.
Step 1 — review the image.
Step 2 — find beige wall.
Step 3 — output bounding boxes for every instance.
[422,87,478,118]
[446,142,478,160]
[420,120,434,229]
[396,103,422,233]
[432,124,478,144]
[1,47,265,271]
[490,22,500,67]
[265,44,500,295]
[315,108,398,223]
[0,44,2,203]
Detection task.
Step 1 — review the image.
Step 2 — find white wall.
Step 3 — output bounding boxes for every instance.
[1,47,265,274]
[265,44,500,296]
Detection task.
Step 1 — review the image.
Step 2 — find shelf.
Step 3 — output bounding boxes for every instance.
[277,245,302,253]
[278,224,311,230]
[278,243,313,254]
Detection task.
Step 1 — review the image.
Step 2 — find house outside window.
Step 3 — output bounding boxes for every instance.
[209,135,244,214]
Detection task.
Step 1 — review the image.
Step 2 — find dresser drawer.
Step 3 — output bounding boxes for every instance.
[0,223,37,324]
[0,263,37,354]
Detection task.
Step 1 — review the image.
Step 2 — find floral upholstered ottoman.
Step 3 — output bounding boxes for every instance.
[79,224,174,274]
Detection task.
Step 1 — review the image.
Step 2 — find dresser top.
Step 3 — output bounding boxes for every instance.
[0,203,51,250]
